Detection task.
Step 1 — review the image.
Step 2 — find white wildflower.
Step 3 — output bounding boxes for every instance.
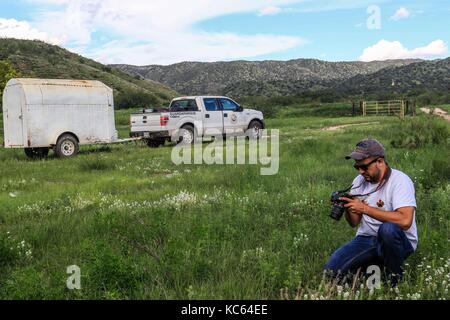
[337,286,343,295]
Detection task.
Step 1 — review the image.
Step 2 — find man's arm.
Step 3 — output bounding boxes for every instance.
[341,197,415,230]
[362,205,415,230]
[345,208,362,228]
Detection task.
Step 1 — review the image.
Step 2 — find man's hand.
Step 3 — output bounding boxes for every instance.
[340,197,369,215]
[341,197,415,230]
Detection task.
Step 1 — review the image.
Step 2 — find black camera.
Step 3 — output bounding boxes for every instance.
[330,191,354,221]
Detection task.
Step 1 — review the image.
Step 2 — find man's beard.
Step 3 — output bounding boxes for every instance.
[363,170,381,183]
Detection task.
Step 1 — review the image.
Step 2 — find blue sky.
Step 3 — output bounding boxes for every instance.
[0,0,448,65]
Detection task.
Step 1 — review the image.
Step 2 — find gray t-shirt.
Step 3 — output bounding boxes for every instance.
[350,168,418,250]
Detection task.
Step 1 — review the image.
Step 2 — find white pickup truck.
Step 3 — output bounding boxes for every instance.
[130,96,265,147]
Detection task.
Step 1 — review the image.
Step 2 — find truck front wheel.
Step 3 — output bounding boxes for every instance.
[247,120,263,140]
[55,134,79,158]
[24,148,49,159]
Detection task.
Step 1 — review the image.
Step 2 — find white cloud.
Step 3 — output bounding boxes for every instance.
[390,7,411,21]
[23,0,305,65]
[0,18,61,44]
[21,0,397,65]
[86,33,305,65]
[359,39,448,61]
[258,6,283,16]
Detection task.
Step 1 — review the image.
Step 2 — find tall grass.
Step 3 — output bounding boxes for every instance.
[0,109,448,299]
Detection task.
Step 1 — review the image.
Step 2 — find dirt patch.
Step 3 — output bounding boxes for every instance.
[420,108,450,121]
[322,122,380,132]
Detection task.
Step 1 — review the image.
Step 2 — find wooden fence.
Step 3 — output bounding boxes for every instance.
[352,100,416,117]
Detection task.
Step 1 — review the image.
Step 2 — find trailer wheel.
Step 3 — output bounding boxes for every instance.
[178,124,196,145]
[24,148,49,159]
[147,139,165,148]
[55,134,79,158]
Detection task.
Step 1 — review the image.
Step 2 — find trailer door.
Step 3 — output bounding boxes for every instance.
[4,86,24,147]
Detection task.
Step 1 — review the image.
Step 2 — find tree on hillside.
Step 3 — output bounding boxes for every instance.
[0,60,21,110]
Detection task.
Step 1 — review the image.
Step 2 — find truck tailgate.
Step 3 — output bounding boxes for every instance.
[130,113,166,132]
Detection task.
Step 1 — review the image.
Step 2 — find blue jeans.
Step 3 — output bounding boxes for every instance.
[324,222,414,283]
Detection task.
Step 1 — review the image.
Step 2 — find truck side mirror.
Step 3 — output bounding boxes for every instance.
[237,106,244,112]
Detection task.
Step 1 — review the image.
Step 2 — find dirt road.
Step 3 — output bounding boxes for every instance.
[420,107,450,121]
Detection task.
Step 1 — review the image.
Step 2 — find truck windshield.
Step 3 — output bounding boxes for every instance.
[169,99,199,112]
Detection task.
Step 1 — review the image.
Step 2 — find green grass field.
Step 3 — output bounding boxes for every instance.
[0,107,449,300]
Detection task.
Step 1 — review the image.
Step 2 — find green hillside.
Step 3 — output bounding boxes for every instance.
[112,59,421,97]
[0,39,178,109]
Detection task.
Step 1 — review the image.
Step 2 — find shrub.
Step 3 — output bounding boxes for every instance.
[390,117,449,149]
[416,90,445,106]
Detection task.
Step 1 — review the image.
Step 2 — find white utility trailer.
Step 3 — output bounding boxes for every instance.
[2,78,136,158]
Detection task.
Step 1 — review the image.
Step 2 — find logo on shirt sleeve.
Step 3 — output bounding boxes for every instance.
[377,199,385,208]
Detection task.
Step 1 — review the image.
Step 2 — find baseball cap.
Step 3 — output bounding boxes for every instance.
[345,139,385,160]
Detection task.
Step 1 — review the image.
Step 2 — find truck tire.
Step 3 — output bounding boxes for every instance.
[55,134,79,158]
[178,124,195,145]
[24,148,49,159]
[247,120,263,140]
[147,139,165,148]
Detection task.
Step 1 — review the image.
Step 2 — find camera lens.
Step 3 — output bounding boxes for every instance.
[330,204,345,221]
